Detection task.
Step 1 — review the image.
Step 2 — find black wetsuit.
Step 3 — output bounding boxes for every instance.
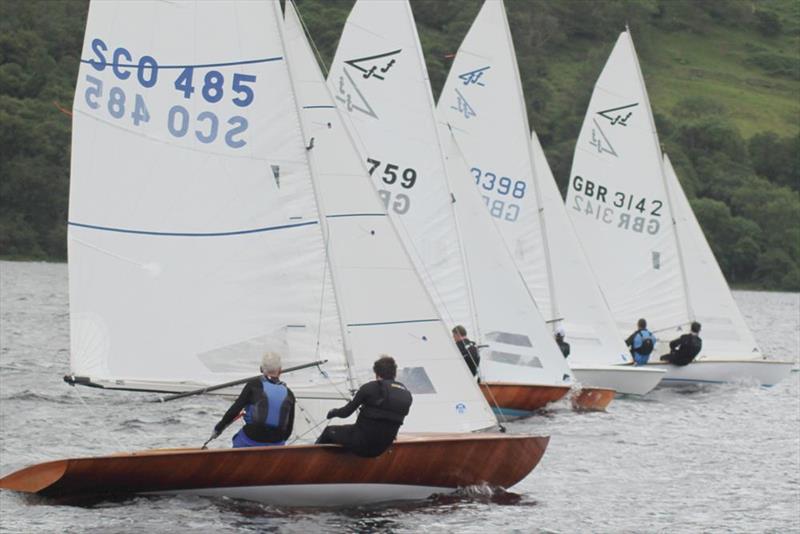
[316,379,413,457]
[556,338,570,358]
[456,338,480,376]
[214,376,295,443]
[660,333,702,366]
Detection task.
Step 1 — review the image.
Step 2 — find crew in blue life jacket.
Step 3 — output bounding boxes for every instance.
[625,318,656,366]
[316,355,413,457]
[210,351,295,448]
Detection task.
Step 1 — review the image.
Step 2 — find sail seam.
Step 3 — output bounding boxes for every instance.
[79,57,283,69]
[347,319,439,328]
[326,213,385,218]
[67,220,317,237]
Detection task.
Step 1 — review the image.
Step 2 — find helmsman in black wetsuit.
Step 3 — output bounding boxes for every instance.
[316,355,413,457]
[210,351,295,448]
[660,321,703,366]
[452,325,480,377]
[555,327,570,358]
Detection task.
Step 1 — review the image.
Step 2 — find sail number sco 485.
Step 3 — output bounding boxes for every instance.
[81,39,259,149]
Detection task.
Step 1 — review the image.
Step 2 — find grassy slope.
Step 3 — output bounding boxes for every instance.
[536,23,798,143]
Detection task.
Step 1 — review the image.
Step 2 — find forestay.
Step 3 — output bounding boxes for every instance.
[437,0,552,320]
[565,30,687,337]
[283,0,495,431]
[326,0,474,334]
[662,154,761,359]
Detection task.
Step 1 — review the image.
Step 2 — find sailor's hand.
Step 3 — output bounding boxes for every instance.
[326,409,338,420]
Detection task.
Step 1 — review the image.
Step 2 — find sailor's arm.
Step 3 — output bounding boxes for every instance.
[327,383,369,419]
[214,383,251,433]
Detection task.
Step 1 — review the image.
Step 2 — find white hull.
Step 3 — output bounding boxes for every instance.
[570,364,665,395]
[155,483,452,507]
[647,359,795,387]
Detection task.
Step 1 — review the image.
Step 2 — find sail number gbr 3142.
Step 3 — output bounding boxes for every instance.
[571,175,662,235]
[81,39,257,149]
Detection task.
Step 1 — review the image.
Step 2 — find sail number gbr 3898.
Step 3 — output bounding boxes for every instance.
[571,175,662,235]
[80,39,258,149]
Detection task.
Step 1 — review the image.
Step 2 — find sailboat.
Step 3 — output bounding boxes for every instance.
[0,0,549,505]
[327,0,611,413]
[437,0,664,396]
[565,29,793,387]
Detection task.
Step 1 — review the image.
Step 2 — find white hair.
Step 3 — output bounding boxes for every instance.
[260,351,282,375]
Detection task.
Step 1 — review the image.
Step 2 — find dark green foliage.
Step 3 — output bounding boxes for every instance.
[1,0,798,291]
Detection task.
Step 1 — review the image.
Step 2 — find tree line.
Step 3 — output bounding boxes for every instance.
[1,0,798,290]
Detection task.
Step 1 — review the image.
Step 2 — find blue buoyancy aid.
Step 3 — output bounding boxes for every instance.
[244,377,289,428]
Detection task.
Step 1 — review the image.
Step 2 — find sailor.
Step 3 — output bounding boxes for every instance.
[660,321,703,366]
[625,318,656,366]
[316,355,413,457]
[210,351,295,448]
[452,325,480,377]
[555,326,570,358]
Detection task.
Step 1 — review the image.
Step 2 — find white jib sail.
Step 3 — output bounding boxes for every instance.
[662,154,762,360]
[437,0,553,321]
[68,0,347,392]
[283,1,496,431]
[565,30,688,338]
[441,125,573,386]
[326,0,475,335]
[531,132,631,365]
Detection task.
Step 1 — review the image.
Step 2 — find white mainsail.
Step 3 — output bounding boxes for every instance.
[67,0,495,435]
[330,0,570,386]
[438,0,629,367]
[440,126,573,385]
[326,0,474,334]
[565,30,688,337]
[437,0,552,319]
[662,153,761,359]
[68,0,343,389]
[283,0,496,430]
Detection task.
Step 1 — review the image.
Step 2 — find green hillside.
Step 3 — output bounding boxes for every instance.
[0,0,798,289]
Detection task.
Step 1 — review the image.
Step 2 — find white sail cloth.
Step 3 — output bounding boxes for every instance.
[330,0,571,386]
[565,30,687,337]
[662,154,761,359]
[437,0,629,367]
[68,0,496,435]
[283,0,496,430]
[565,30,762,360]
[326,0,475,335]
[440,126,574,385]
[437,0,552,319]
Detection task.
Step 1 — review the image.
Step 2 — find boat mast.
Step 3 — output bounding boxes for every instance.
[406,0,481,340]
[275,0,358,392]
[625,28,694,323]
[503,0,560,326]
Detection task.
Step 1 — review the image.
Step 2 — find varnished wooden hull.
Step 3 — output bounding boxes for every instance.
[0,433,548,506]
[571,387,615,411]
[482,382,570,414]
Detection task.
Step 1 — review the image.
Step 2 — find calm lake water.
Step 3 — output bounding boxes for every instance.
[1,261,798,533]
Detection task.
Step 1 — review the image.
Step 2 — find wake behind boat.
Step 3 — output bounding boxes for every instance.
[0,433,548,507]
